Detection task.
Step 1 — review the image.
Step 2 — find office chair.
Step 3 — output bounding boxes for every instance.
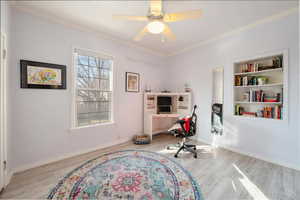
[168,105,198,158]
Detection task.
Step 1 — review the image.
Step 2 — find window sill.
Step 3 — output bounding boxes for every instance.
[69,121,115,132]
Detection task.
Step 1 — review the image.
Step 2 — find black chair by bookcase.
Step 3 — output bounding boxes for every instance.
[168,105,198,158]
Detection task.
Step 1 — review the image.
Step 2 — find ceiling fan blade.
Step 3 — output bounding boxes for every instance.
[150,0,162,16]
[164,9,202,22]
[113,15,148,21]
[134,26,149,41]
[162,24,176,40]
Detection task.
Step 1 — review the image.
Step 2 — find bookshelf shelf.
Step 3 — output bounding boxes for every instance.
[233,115,282,121]
[234,101,282,105]
[234,67,282,76]
[234,83,283,88]
[233,52,287,120]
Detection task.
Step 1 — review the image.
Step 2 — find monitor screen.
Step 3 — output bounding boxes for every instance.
[157,96,172,105]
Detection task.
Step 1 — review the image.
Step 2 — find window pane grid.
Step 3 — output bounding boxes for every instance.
[76,53,113,127]
[77,66,111,79]
[77,63,111,70]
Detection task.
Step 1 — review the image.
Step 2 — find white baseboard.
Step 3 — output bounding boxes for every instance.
[12,137,131,174]
[196,137,300,171]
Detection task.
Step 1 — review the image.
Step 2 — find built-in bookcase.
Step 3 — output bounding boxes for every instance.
[233,52,287,120]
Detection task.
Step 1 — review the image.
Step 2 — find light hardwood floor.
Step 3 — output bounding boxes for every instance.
[1,134,299,200]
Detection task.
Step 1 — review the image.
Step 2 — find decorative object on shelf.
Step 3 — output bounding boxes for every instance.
[47,150,203,200]
[257,76,268,85]
[126,72,140,92]
[20,60,66,89]
[184,83,191,92]
[179,96,184,101]
[144,84,151,92]
[272,56,282,68]
[178,96,188,109]
[161,90,171,93]
[133,134,151,145]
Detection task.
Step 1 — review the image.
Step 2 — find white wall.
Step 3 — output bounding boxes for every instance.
[166,12,299,169]
[9,9,166,172]
[1,1,9,34]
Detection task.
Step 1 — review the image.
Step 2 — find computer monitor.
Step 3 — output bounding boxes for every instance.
[157,96,172,106]
[157,96,172,113]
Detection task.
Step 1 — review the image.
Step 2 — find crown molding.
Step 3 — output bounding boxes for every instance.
[167,7,299,57]
[11,5,168,58]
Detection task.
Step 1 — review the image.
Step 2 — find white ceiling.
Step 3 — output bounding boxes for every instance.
[13,1,298,55]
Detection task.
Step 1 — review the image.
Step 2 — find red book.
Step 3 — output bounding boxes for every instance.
[264,99,277,102]
[242,112,256,116]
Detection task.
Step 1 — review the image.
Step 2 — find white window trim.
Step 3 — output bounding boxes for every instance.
[70,47,115,130]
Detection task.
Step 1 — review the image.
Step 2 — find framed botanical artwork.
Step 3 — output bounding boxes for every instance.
[20,60,66,89]
[126,72,140,92]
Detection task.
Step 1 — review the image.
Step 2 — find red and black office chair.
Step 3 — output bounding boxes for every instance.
[169,105,198,158]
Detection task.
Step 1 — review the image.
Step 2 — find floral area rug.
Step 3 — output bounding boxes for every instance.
[47,150,202,200]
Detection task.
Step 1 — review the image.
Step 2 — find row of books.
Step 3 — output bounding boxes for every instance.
[235,105,282,119]
[257,106,282,119]
[239,65,282,73]
[235,76,268,86]
[242,90,281,102]
[238,56,282,73]
[239,63,260,73]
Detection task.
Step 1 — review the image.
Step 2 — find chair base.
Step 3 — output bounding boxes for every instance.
[167,138,197,158]
[174,143,197,158]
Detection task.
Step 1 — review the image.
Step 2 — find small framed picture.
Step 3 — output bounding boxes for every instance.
[126,72,140,92]
[20,60,66,89]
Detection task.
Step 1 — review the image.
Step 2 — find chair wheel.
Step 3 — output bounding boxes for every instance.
[194,147,196,150]
[174,154,178,158]
[194,154,197,158]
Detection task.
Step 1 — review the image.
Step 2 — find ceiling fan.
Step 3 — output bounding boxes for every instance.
[113,0,202,41]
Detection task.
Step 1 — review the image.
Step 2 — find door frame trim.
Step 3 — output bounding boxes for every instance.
[0,32,8,189]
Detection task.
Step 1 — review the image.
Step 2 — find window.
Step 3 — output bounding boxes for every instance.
[74,49,113,127]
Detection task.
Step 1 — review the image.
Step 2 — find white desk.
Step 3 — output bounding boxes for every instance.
[152,114,181,118]
[143,92,192,141]
[149,114,181,140]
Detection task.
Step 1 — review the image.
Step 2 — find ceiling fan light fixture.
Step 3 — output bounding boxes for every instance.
[147,21,165,34]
